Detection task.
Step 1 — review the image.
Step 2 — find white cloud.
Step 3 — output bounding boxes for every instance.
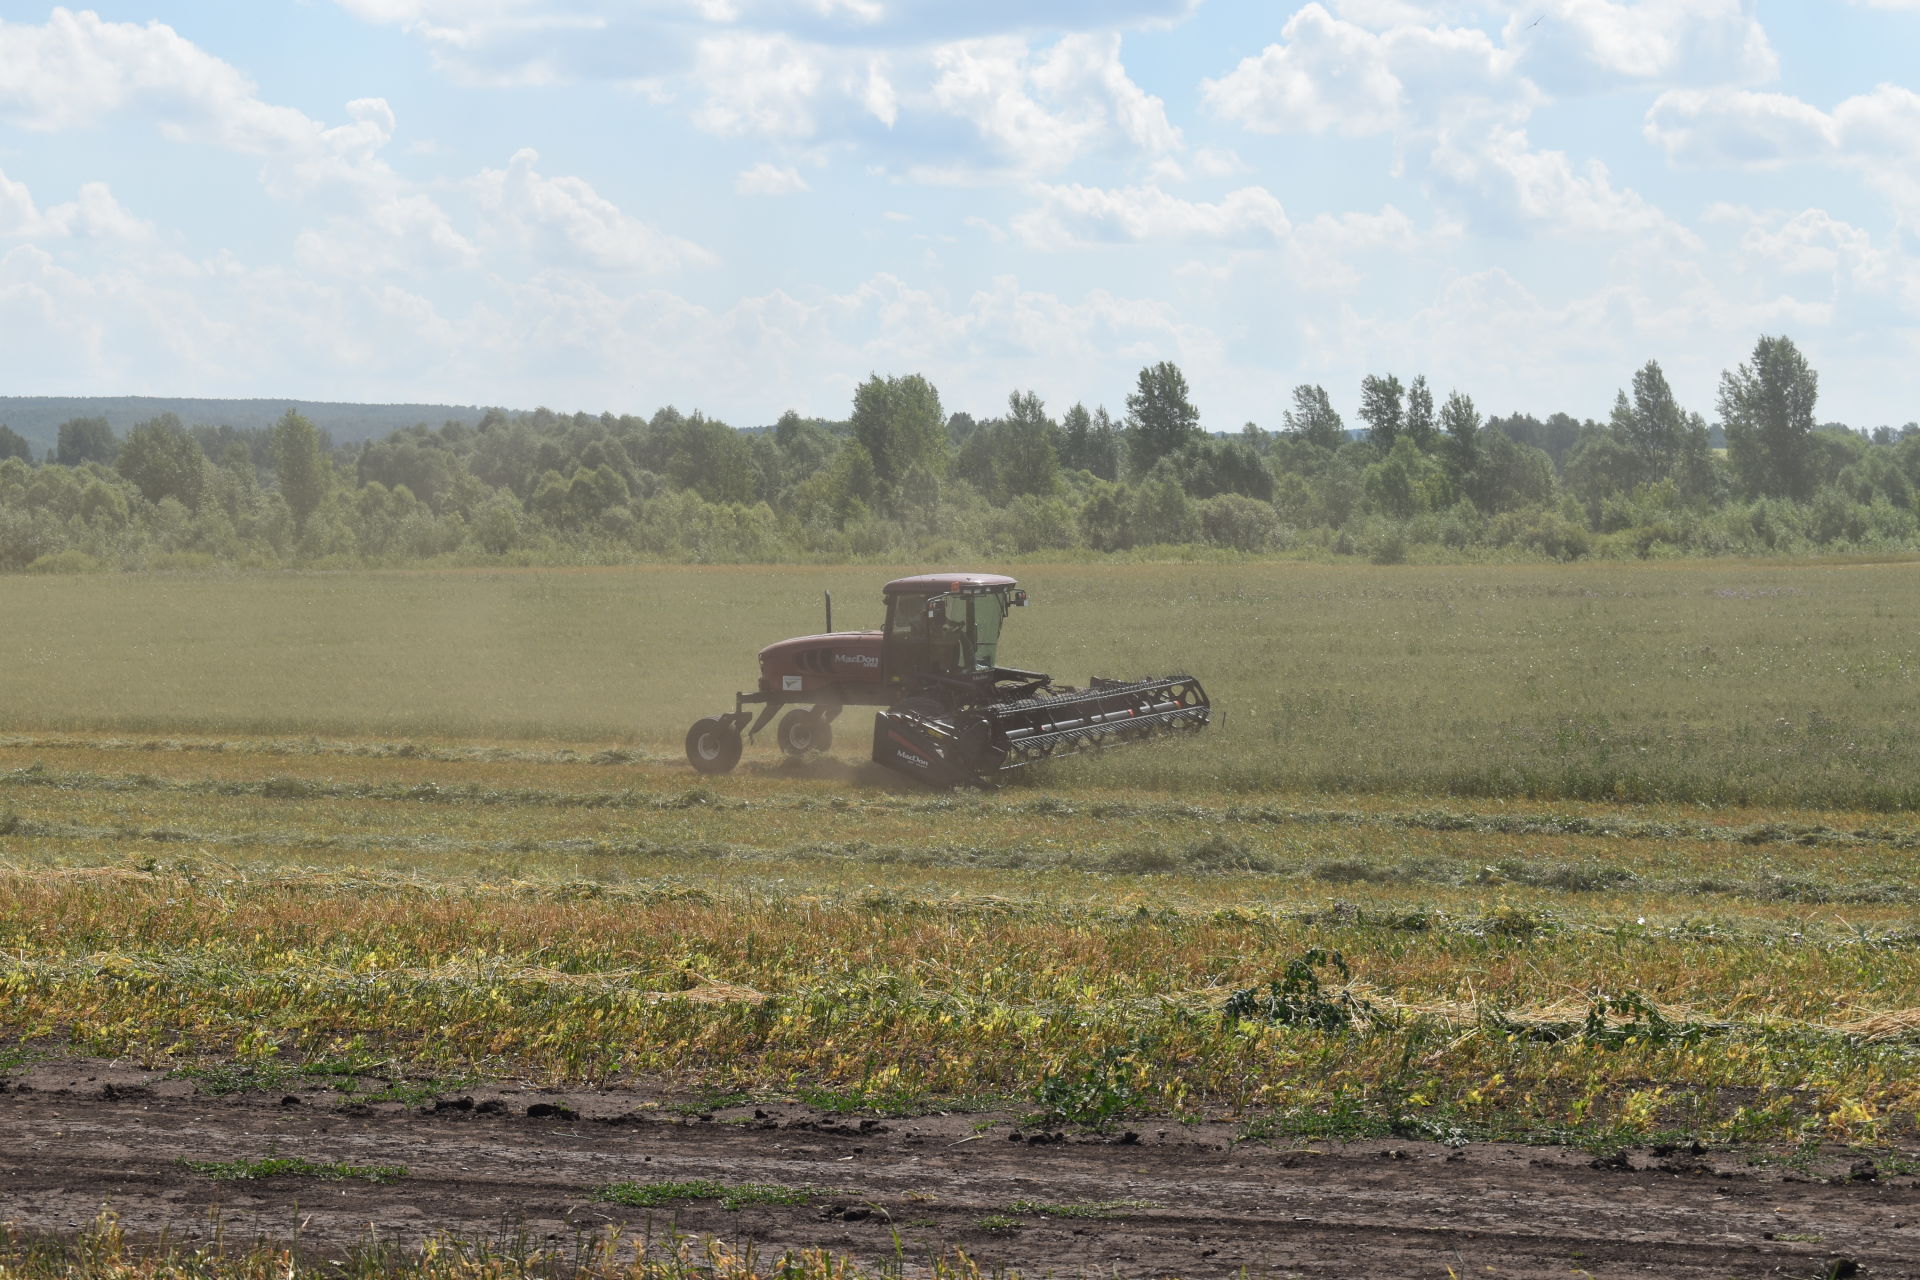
[818,273,1224,391]
[325,2,1185,176]
[471,148,714,272]
[1014,184,1290,249]
[326,0,1198,74]
[693,33,823,136]
[735,162,811,194]
[1647,84,1920,169]
[1191,146,1246,177]
[927,33,1180,174]
[1034,32,1180,155]
[1645,84,1920,223]
[1202,7,1405,136]
[859,57,899,124]
[0,171,153,243]
[1718,206,1887,281]
[1702,204,1920,320]
[1201,3,1730,243]
[1510,0,1777,94]
[1644,88,1837,168]
[963,215,1008,243]
[0,7,304,143]
[1431,121,1696,241]
[0,7,399,183]
[1202,5,1511,137]
[1295,204,1426,255]
[294,194,480,276]
[0,7,413,212]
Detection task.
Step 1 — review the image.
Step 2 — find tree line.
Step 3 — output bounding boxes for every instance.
[3,333,1918,573]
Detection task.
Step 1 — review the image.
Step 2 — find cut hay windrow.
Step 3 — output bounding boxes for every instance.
[2,948,1912,1049]
[0,734,664,768]
[6,761,1919,852]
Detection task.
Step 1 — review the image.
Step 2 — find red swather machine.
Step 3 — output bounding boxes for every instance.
[684,572,1210,786]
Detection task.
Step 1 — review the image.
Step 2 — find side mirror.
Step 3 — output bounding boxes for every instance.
[1012,590,1028,607]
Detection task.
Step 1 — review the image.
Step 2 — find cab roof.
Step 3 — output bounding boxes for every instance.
[882,572,1018,596]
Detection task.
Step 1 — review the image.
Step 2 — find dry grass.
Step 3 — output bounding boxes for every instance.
[5,729,1920,1147]
[0,1213,996,1280]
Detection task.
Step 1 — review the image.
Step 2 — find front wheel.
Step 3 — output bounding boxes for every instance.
[777,708,832,756]
[685,717,743,774]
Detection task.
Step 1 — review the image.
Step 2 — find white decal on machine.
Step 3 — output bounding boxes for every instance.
[782,675,803,691]
[835,653,879,668]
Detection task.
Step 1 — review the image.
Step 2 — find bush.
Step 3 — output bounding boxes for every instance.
[1362,521,1409,564]
[26,548,103,574]
[1007,494,1080,552]
[1079,481,1131,552]
[1198,493,1281,551]
[1488,505,1590,560]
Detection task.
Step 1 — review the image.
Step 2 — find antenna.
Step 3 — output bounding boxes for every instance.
[824,591,833,634]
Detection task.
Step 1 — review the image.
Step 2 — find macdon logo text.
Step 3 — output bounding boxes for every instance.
[835,652,880,668]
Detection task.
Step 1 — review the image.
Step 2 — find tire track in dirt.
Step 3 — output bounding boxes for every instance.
[4,1061,1917,1278]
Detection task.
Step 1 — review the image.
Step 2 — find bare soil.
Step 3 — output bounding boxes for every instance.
[3,1059,1916,1278]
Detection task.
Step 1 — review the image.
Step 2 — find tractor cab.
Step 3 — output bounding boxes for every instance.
[880,573,1035,699]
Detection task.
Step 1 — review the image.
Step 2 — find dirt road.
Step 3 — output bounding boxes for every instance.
[3,1060,1914,1278]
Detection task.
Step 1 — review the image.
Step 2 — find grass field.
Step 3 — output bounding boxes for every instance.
[4,559,1920,1155]
[4,559,1918,807]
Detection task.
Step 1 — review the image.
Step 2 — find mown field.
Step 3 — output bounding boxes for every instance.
[3,558,1920,1156]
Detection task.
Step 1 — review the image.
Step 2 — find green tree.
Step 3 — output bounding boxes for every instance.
[1358,373,1404,453]
[1404,375,1436,452]
[850,373,946,503]
[1626,359,1687,475]
[1078,480,1131,551]
[271,409,331,532]
[1364,437,1450,517]
[1283,384,1345,451]
[56,417,117,467]
[1719,336,1819,500]
[1085,407,1122,481]
[1440,390,1481,503]
[1565,426,1643,508]
[470,490,523,555]
[1123,361,1201,476]
[570,463,630,524]
[1472,431,1556,513]
[0,425,31,463]
[1059,402,1093,472]
[116,414,205,507]
[824,441,879,526]
[773,409,805,450]
[1129,470,1198,543]
[529,469,572,527]
[662,413,754,504]
[998,390,1060,499]
[358,439,454,511]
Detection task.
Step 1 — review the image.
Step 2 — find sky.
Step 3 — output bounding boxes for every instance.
[1,1,1917,433]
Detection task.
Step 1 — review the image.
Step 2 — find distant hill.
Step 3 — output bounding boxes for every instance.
[0,396,498,454]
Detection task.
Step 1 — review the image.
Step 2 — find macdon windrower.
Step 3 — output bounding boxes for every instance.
[683,572,1212,787]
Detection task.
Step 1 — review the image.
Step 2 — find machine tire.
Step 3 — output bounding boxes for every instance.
[685,717,743,774]
[777,708,832,756]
